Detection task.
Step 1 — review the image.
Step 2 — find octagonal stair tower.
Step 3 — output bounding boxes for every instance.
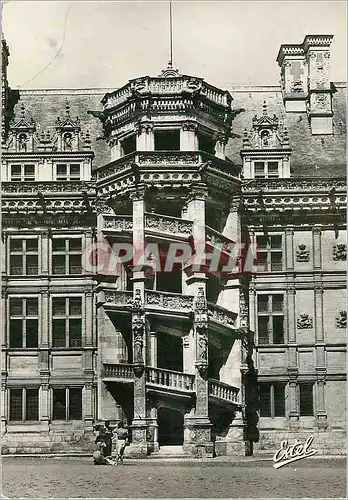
[93,64,248,457]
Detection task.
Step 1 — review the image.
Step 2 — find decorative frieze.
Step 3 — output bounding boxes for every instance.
[335,311,346,329]
[297,313,313,329]
[208,303,237,328]
[296,244,310,262]
[146,291,194,311]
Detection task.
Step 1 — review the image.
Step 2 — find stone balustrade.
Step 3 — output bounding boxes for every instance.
[146,367,195,392]
[103,290,133,307]
[206,225,235,253]
[145,212,193,236]
[208,302,237,328]
[102,215,133,231]
[208,379,240,404]
[102,363,134,380]
[2,181,96,194]
[145,290,194,312]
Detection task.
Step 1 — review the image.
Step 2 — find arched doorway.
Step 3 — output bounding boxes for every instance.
[157,407,184,446]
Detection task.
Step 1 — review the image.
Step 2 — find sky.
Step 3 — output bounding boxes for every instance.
[1,1,347,90]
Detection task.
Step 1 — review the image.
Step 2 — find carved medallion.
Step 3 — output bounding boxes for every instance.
[297,313,313,329]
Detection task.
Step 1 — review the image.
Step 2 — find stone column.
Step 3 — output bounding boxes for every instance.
[136,123,154,151]
[312,226,322,270]
[182,332,195,375]
[180,121,197,151]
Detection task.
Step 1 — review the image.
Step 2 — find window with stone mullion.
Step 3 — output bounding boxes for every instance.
[52,238,82,275]
[9,238,38,276]
[52,297,82,348]
[9,297,38,348]
[9,388,39,421]
[257,294,284,344]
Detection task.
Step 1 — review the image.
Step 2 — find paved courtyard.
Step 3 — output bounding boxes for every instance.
[1,456,346,499]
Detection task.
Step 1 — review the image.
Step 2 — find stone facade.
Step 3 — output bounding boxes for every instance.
[1,35,346,456]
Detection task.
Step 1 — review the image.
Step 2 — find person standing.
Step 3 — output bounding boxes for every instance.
[116,421,129,465]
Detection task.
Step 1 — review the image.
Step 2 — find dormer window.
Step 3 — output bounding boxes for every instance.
[18,133,28,152]
[63,132,73,151]
[56,163,80,181]
[10,164,35,182]
[254,161,279,179]
[154,130,180,151]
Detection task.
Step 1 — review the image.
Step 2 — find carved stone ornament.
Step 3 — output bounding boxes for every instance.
[333,243,346,261]
[335,311,347,329]
[297,313,313,329]
[296,244,310,262]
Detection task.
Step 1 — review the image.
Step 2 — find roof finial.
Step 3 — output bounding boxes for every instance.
[262,101,267,116]
[65,100,70,116]
[20,102,25,118]
[169,1,173,67]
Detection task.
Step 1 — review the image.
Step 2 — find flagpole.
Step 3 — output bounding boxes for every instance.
[169,1,173,66]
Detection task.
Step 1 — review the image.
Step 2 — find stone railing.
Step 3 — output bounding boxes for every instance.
[145,290,194,312]
[206,226,235,253]
[242,177,346,195]
[2,181,96,194]
[208,379,240,404]
[103,290,133,307]
[146,367,195,392]
[102,215,133,231]
[145,213,193,236]
[102,363,134,380]
[103,77,231,111]
[208,302,237,328]
[137,151,201,165]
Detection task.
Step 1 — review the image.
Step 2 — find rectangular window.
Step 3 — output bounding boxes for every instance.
[9,297,38,348]
[52,238,82,275]
[256,234,283,272]
[52,297,82,348]
[257,294,284,344]
[55,163,81,181]
[259,383,286,418]
[52,388,83,420]
[121,134,136,156]
[10,164,35,182]
[9,238,39,276]
[299,383,314,416]
[253,161,279,179]
[9,388,39,421]
[198,134,216,155]
[154,130,180,151]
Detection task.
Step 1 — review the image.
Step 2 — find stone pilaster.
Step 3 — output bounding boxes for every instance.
[180,121,197,151]
[312,226,322,270]
[39,287,49,348]
[41,230,50,276]
[1,381,7,434]
[39,380,50,424]
[136,122,154,151]
[285,227,294,270]
[184,288,213,458]
[84,288,93,347]
[287,287,296,343]
[314,286,324,342]
[110,138,122,161]
[214,134,227,160]
[150,331,157,367]
[83,382,94,431]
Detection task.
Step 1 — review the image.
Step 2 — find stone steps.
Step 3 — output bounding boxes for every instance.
[150,445,188,458]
